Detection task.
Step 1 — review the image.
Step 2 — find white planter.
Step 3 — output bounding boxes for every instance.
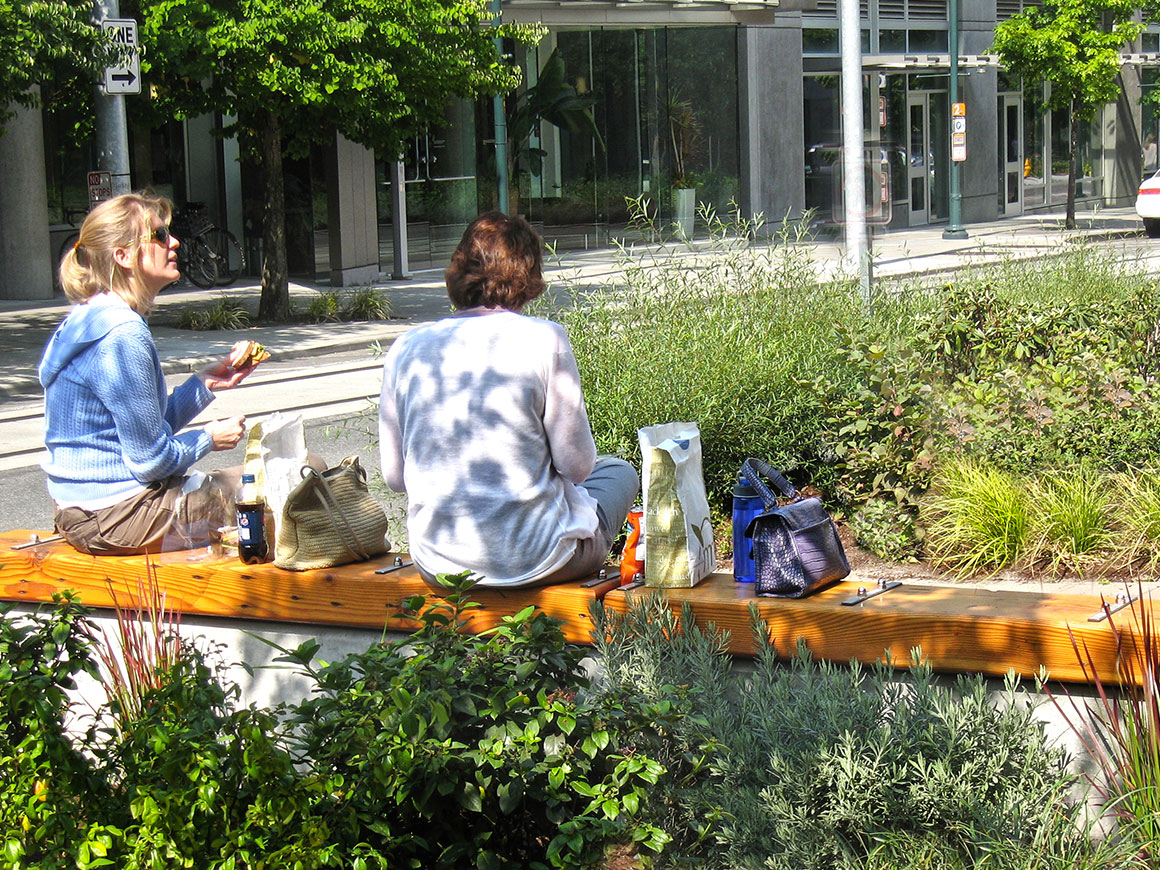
[673,187,696,239]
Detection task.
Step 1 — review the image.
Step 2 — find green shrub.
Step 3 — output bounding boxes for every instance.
[593,593,1088,870]
[922,458,1030,577]
[176,296,251,330]
[1,581,672,869]
[0,595,109,868]
[849,497,922,561]
[812,328,938,510]
[283,574,674,868]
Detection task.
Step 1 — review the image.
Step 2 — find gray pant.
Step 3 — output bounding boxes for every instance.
[418,455,639,589]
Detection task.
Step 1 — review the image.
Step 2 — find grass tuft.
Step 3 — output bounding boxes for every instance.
[922,458,1030,577]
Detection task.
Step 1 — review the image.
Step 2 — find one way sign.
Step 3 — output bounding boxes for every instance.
[102,18,141,95]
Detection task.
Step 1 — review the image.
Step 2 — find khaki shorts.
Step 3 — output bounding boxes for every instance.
[55,472,233,556]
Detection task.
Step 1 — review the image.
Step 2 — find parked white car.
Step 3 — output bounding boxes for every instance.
[1136,169,1160,237]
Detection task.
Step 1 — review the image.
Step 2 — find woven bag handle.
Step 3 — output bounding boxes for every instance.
[301,465,371,562]
[740,458,800,509]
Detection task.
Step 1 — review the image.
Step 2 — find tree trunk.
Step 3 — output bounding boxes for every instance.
[258,109,291,322]
[1066,99,1078,230]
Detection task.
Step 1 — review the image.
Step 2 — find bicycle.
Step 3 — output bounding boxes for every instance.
[56,206,89,268]
[172,202,246,289]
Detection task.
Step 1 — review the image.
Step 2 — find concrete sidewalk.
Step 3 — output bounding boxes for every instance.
[0,206,1150,401]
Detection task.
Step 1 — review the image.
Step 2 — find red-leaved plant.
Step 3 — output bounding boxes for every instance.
[93,560,184,730]
[1050,583,1160,855]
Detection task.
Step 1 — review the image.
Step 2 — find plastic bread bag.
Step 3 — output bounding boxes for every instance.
[243,411,308,544]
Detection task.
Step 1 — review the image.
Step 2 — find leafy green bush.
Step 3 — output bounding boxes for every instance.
[304,289,343,323]
[0,595,110,869]
[288,576,673,868]
[1,580,672,869]
[848,497,922,561]
[811,329,938,510]
[593,593,1099,870]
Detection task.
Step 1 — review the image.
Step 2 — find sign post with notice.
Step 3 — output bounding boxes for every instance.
[951,102,967,163]
[88,171,113,206]
[101,19,141,95]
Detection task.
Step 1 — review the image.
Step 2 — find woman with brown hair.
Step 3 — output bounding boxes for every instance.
[40,192,255,555]
[378,211,638,587]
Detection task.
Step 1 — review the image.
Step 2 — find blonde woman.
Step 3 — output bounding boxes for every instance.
[39,192,254,555]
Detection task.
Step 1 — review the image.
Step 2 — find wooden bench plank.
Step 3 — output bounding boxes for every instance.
[602,574,1147,684]
[2,528,1153,684]
[0,529,617,643]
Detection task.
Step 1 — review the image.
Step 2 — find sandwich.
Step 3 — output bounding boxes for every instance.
[228,339,271,369]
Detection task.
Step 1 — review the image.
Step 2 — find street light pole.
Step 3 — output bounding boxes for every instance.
[840,0,870,298]
[943,0,968,239]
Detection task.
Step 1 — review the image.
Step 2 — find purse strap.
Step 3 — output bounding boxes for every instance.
[300,465,371,563]
[740,458,800,509]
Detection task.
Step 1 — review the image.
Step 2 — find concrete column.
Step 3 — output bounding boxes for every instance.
[0,96,53,300]
[326,132,380,287]
[959,0,999,223]
[1109,80,1142,205]
[738,19,806,224]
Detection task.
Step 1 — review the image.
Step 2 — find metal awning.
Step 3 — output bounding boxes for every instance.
[860,53,998,70]
[504,0,778,8]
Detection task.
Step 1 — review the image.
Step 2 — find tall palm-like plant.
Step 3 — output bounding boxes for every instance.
[505,48,604,214]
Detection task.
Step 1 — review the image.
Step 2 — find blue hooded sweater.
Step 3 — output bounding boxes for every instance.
[39,293,214,508]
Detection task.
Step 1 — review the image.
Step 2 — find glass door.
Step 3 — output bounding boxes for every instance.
[999,94,1023,216]
[907,94,930,224]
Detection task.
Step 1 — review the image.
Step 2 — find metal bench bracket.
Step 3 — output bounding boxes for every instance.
[1088,589,1138,623]
[842,579,903,606]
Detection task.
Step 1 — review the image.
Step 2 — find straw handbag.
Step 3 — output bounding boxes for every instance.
[274,456,390,570]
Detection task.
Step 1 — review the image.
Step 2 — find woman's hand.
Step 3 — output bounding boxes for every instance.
[200,359,255,392]
[205,415,246,451]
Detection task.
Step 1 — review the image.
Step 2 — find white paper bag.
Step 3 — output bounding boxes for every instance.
[638,422,715,587]
[242,412,308,542]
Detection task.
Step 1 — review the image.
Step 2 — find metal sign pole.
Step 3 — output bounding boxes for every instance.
[944,0,968,239]
[93,0,133,196]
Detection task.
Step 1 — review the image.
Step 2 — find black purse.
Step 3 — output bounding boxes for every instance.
[740,459,850,598]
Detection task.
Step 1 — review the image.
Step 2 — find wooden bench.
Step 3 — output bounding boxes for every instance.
[0,528,1152,684]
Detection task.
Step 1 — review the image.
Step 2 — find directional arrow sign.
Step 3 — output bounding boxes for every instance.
[102,19,141,95]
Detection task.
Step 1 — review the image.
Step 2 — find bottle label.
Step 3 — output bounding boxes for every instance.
[236,505,264,544]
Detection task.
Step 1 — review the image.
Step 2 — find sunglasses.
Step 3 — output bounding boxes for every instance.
[142,225,172,245]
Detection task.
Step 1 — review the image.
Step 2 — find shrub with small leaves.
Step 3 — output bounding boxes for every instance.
[848,497,922,561]
[593,593,1085,870]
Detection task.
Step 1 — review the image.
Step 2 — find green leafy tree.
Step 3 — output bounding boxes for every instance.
[992,0,1143,228]
[0,0,109,134]
[140,0,541,321]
